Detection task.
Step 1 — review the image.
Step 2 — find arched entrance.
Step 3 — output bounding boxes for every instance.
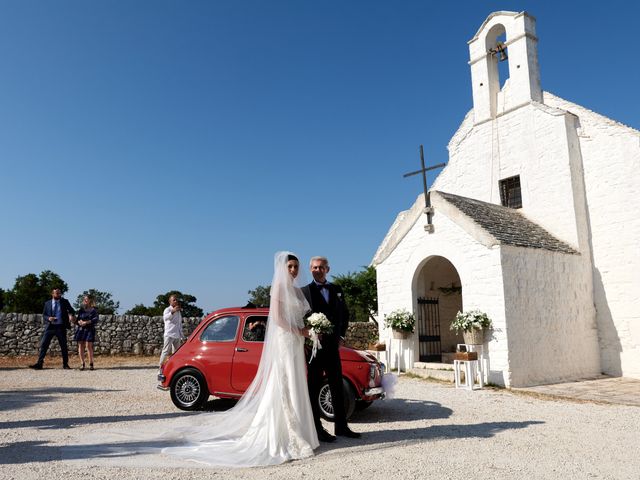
[414,256,463,363]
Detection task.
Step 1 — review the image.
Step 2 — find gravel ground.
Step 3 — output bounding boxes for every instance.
[1,359,639,480]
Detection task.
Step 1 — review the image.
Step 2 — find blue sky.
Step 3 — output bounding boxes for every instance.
[1,1,638,314]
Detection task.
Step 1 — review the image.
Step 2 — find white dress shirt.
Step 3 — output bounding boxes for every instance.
[163,306,183,339]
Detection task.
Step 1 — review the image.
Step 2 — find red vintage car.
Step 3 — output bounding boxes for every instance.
[158,306,385,420]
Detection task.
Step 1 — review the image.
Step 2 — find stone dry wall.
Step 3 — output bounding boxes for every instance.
[0,313,378,357]
[345,321,379,351]
[0,313,201,357]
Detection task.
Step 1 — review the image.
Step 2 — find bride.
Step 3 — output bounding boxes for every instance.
[162,251,319,466]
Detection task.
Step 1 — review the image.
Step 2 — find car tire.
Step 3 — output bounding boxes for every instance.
[170,368,209,411]
[318,378,356,422]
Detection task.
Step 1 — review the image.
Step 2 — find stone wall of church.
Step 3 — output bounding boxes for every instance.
[435,91,640,379]
[544,93,640,379]
[435,97,585,252]
[500,245,601,386]
[376,211,511,385]
[376,10,639,383]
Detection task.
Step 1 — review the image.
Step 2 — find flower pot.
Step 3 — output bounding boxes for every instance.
[392,330,410,340]
[462,328,484,345]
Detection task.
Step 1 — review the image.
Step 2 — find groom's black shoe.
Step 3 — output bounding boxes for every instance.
[316,426,336,442]
[335,425,361,439]
[29,363,43,370]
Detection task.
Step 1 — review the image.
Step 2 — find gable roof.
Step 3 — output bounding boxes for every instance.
[372,190,578,266]
[436,191,578,254]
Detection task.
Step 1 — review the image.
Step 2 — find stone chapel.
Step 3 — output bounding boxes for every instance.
[373,11,640,387]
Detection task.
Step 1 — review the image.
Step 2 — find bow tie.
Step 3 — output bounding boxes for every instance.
[317,284,329,290]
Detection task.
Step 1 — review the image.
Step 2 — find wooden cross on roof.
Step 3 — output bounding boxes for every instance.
[403,145,446,229]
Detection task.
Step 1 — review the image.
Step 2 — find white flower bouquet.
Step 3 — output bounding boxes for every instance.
[450,309,492,333]
[383,309,415,333]
[305,312,334,336]
[305,312,333,362]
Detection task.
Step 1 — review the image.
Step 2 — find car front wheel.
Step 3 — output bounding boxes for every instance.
[170,368,209,411]
[318,378,356,421]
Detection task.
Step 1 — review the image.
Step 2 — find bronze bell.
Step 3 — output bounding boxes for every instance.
[496,42,508,62]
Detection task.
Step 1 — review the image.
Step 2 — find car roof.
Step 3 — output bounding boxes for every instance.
[206,306,270,318]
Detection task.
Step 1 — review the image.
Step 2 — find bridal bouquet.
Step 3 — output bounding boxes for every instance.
[305,313,333,362]
[305,312,333,336]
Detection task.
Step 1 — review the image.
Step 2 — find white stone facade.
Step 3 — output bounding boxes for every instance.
[500,245,600,386]
[374,11,640,386]
[376,200,509,383]
[543,94,640,378]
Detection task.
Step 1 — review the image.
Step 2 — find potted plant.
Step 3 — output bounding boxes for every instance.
[384,309,416,339]
[450,309,492,345]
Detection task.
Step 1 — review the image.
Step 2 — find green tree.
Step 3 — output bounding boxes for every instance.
[4,274,42,313]
[124,304,155,316]
[38,270,69,295]
[3,271,69,313]
[332,265,378,323]
[0,288,5,311]
[125,291,204,318]
[74,289,120,314]
[247,285,271,307]
[152,291,203,318]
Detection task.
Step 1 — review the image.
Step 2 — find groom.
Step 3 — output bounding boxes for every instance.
[302,256,361,441]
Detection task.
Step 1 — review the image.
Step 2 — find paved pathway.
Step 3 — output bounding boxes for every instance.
[409,365,640,407]
[512,375,640,407]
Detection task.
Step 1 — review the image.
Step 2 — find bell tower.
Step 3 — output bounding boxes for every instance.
[468,11,542,124]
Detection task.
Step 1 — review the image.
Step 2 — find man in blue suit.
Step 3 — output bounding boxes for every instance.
[30,288,76,370]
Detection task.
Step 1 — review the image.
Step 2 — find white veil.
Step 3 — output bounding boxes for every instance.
[268,251,310,333]
[159,251,317,466]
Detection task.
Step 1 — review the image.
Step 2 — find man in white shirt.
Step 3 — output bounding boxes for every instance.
[159,294,183,371]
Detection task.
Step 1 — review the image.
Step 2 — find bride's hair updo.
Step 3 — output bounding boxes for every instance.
[287,254,299,263]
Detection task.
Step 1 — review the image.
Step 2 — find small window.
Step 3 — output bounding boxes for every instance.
[499,175,522,209]
[200,315,239,342]
[242,316,268,342]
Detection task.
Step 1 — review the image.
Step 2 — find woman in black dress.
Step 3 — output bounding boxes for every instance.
[74,295,99,370]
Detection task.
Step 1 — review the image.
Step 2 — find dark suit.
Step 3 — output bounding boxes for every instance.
[36,297,76,366]
[302,281,350,430]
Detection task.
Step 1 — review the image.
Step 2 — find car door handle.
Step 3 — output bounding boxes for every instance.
[235,347,248,352]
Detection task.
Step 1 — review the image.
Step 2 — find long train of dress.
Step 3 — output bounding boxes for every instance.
[161,325,319,467]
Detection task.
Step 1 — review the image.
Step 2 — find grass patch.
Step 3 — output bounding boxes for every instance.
[402,371,453,385]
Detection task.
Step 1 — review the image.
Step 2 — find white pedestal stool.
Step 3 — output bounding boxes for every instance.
[453,346,483,390]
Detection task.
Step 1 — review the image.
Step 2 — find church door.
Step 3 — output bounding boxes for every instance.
[417,297,441,362]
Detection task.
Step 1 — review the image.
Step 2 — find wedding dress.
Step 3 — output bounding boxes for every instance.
[161,251,319,466]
